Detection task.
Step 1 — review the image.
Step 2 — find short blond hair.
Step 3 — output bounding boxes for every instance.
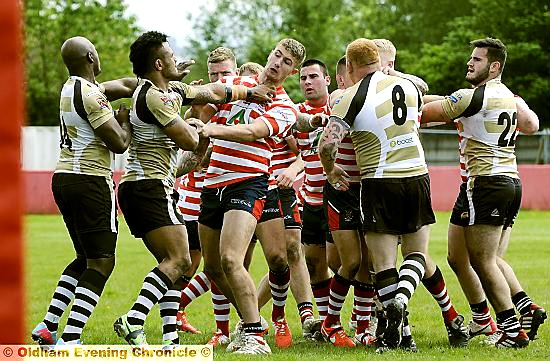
[207,46,236,66]
[239,62,264,76]
[336,55,346,76]
[373,38,396,62]
[277,38,306,66]
[346,38,379,67]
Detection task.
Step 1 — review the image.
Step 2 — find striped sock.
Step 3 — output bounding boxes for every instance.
[511,291,533,316]
[470,300,492,326]
[159,286,181,344]
[211,282,230,336]
[422,266,459,323]
[312,279,331,321]
[297,302,314,323]
[127,267,171,327]
[354,281,374,334]
[43,258,85,332]
[395,253,426,305]
[60,269,106,343]
[180,272,211,310]
[325,273,352,327]
[269,266,290,321]
[496,308,521,337]
[375,268,398,308]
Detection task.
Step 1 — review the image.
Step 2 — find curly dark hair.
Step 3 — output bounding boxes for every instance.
[129,31,168,77]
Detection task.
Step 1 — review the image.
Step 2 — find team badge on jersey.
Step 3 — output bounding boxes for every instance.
[159,95,175,108]
[95,97,109,109]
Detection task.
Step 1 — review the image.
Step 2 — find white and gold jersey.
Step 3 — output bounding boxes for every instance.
[56,76,115,177]
[121,79,197,189]
[331,71,427,178]
[441,78,518,179]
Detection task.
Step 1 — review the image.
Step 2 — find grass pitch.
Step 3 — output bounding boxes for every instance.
[25,211,549,359]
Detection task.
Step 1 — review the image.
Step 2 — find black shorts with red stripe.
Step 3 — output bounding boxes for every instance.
[323,182,361,232]
[278,187,302,229]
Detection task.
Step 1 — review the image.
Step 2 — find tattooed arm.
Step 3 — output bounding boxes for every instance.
[189,83,274,105]
[293,112,329,132]
[318,116,351,190]
[176,137,210,177]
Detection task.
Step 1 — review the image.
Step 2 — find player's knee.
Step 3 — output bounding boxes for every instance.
[67,255,88,274]
[174,255,192,275]
[203,264,224,282]
[447,255,458,273]
[220,254,241,275]
[286,242,302,265]
[266,252,287,272]
[88,255,115,278]
[343,258,361,278]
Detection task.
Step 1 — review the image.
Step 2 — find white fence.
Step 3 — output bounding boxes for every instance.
[21,126,550,171]
[22,126,128,171]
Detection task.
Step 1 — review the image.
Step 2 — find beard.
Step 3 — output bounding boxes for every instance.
[466,64,490,86]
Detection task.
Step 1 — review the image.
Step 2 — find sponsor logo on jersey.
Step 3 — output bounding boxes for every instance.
[449,93,463,104]
[390,137,414,147]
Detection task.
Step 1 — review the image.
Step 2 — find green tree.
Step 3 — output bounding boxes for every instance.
[182,0,549,127]
[24,0,140,126]
[409,0,550,128]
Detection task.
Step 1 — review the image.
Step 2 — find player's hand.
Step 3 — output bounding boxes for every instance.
[189,78,203,86]
[276,168,298,189]
[188,118,208,137]
[176,59,195,80]
[326,165,351,191]
[310,113,329,128]
[114,103,130,125]
[247,84,276,103]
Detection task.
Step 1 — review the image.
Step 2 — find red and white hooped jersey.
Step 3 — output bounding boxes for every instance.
[267,127,298,190]
[204,76,298,189]
[176,170,204,221]
[335,136,361,185]
[294,100,330,206]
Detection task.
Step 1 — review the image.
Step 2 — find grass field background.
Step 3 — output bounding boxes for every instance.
[25,211,549,360]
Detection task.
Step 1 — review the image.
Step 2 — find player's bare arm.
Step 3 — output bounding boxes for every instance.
[421,100,452,125]
[163,116,200,150]
[294,112,329,132]
[318,116,350,190]
[95,103,132,154]
[515,97,539,135]
[176,137,210,177]
[189,118,269,142]
[190,83,275,105]
[100,77,139,101]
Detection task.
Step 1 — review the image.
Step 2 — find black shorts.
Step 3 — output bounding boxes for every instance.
[199,175,268,230]
[185,220,201,251]
[360,174,435,235]
[466,175,521,227]
[51,173,118,258]
[118,179,184,238]
[324,183,361,231]
[258,188,283,223]
[301,202,333,245]
[450,182,470,227]
[279,187,301,229]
